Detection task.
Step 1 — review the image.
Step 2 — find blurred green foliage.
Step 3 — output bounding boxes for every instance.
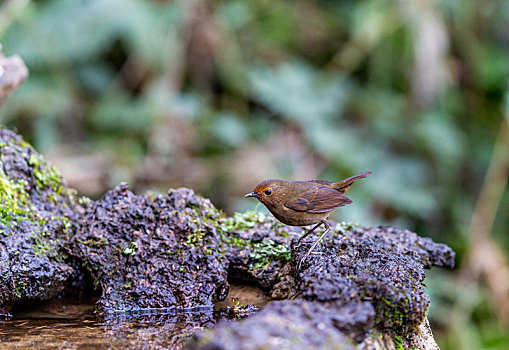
[1,0,508,348]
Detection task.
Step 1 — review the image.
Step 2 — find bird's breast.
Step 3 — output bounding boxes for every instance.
[265,203,330,226]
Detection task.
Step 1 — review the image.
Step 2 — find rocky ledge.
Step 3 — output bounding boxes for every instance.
[189,222,454,349]
[69,180,454,347]
[0,127,455,348]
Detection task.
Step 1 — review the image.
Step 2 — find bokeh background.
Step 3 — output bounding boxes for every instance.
[1,0,508,348]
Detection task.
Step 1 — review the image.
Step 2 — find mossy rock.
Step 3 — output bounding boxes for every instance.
[189,223,454,348]
[288,225,454,335]
[0,128,81,312]
[71,183,230,311]
[220,209,298,288]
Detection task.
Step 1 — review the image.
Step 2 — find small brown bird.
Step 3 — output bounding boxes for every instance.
[245,172,371,268]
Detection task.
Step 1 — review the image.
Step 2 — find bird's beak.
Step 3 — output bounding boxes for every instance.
[244,192,259,198]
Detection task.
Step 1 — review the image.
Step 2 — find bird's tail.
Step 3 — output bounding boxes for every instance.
[334,171,371,194]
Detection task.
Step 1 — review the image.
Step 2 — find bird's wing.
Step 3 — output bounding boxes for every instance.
[284,186,352,213]
[307,180,334,187]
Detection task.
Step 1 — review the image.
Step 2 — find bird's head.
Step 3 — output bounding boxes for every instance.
[244,179,285,206]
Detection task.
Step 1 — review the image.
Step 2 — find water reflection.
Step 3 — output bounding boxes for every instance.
[102,308,220,349]
[0,284,265,349]
[0,304,234,349]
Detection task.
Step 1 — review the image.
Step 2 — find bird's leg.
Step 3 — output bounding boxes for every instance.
[298,220,332,270]
[295,222,323,246]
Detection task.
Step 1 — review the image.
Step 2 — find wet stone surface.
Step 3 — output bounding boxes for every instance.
[0,128,80,314]
[71,183,230,311]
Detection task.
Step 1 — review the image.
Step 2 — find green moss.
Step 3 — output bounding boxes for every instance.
[392,332,419,350]
[334,221,360,235]
[182,203,224,248]
[218,209,270,249]
[173,205,293,272]
[28,153,64,195]
[249,239,291,272]
[220,209,267,233]
[78,196,92,206]
[186,223,206,246]
[0,171,30,228]
[377,297,415,335]
[77,237,109,246]
[214,209,295,272]
[14,281,26,299]
[1,139,78,262]
[32,234,53,257]
[393,334,404,350]
[222,233,249,249]
[123,241,138,256]
[279,230,289,237]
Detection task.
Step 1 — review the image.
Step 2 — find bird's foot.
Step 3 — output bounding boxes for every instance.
[293,240,311,249]
[298,257,306,271]
[295,222,323,248]
[296,223,331,271]
[297,256,307,271]
[297,250,323,270]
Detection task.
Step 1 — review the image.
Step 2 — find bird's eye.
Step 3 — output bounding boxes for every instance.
[264,189,272,195]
